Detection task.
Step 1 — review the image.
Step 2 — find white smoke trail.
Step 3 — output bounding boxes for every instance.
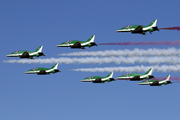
[3,56,180,64]
[72,65,180,72]
[59,47,180,57]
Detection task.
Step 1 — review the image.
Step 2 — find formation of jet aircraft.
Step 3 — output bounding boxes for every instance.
[138,75,172,86]
[5,19,175,86]
[25,63,60,75]
[6,46,45,59]
[81,72,115,83]
[56,35,97,49]
[116,19,159,35]
[116,68,154,81]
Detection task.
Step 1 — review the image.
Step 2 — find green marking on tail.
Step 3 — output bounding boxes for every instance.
[35,46,43,52]
[145,68,152,74]
[86,35,94,42]
[51,63,58,69]
[148,19,156,26]
[106,72,113,77]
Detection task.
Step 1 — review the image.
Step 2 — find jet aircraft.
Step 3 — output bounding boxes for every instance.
[138,75,171,86]
[6,46,45,59]
[116,68,154,81]
[116,19,159,35]
[56,35,97,49]
[81,72,115,83]
[25,63,60,75]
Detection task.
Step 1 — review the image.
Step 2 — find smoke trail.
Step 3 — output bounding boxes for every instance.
[98,40,180,45]
[4,56,180,64]
[72,65,180,72]
[59,47,180,57]
[160,26,180,30]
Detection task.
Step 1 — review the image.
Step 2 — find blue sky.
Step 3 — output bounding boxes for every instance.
[1,0,180,120]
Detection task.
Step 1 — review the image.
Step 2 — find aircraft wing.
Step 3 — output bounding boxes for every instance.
[20,51,30,58]
[90,42,98,46]
[130,75,141,81]
[37,70,47,75]
[152,27,160,31]
[131,25,143,33]
[150,80,160,86]
[71,42,82,48]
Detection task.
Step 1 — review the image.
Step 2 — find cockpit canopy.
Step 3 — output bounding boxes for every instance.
[62,40,73,44]
[30,67,39,71]
[85,76,94,79]
[11,50,23,54]
[122,73,132,76]
[123,25,133,28]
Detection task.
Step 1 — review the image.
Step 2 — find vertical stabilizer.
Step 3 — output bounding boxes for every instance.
[164,75,170,81]
[145,68,153,75]
[87,35,95,42]
[106,72,113,78]
[51,63,59,69]
[35,46,43,52]
[148,19,157,27]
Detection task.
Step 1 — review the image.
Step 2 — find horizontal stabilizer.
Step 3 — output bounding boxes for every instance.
[149,75,155,79]
[153,27,160,31]
[39,52,45,56]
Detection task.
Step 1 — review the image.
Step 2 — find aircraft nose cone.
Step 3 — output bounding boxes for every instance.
[6,54,11,57]
[25,71,32,74]
[116,29,123,32]
[80,79,86,82]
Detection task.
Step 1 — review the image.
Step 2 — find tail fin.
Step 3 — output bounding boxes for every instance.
[86,35,95,42]
[164,75,170,81]
[106,72,113,78]
[148,19,157,27]
[145,68,153,75]
[35,46,43,52]
[51,63,58,69]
